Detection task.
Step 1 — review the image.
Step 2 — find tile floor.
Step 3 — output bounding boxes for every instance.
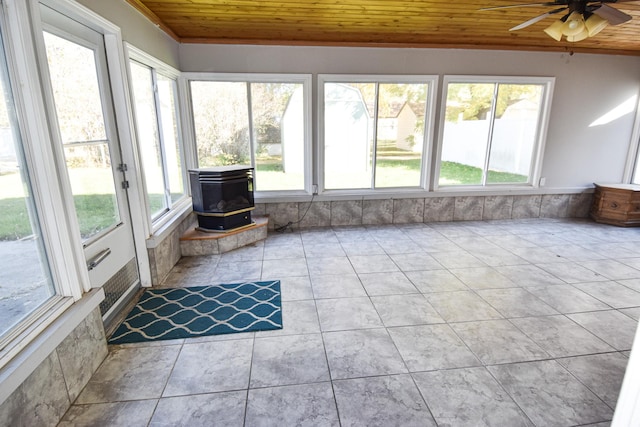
[58,218,640,426]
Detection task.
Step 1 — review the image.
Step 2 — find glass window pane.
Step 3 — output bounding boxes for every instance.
[191,81,250,167]
[0,35,55,339]
[129,61,166,218]
[44,31,120,240]
[324,82,375,190]
[439,83,494,186]
[156,74,184,203]
[63,144,120,238]
[251,82,304,191]
[42,32,106,144]
[486,84,543,184]
[375,83,427,188]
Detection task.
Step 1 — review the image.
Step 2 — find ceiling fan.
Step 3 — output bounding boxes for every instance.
[480,0,634,41]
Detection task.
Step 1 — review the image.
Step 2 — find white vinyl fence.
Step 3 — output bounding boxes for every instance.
[441,118,536,175]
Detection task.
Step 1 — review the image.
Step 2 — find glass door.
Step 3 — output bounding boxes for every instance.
[38,5,138,297]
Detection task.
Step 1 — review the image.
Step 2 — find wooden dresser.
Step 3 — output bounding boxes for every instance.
[590,183,640,227]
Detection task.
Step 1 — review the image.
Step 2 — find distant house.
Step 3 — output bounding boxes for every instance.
[371,101,425,153]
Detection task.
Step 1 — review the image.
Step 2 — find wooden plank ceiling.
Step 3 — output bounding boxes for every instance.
[126,0,640,55]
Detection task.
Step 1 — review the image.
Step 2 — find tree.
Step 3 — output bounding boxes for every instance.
[348,82,429,118]
[445,83,542,122]
[44,32,107,145]
[191,82,296,166]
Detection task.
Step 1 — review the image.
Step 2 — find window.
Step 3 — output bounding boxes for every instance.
[320,76,436,191]
[437,77,553,188]
[128,52,186,222]
[44,30,123,241]
[188,75,311,193]
[0,26,55,342]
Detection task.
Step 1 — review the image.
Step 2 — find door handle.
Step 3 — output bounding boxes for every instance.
[87,248,111,271]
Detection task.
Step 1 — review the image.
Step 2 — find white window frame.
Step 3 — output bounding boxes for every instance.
[434,75,555,191]
[318,74,438,195]
[0,0,117,368]
[632,148,640,185]
[182,72,313,198]
[0,7,74,360]
[30,0,151,291]
[623,95,640,185]
[125,44,190,234]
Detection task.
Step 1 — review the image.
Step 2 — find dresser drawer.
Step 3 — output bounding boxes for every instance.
[590,183,640,226]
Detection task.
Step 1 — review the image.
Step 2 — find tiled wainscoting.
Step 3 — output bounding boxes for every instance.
[147,213,196,286]
[0,308,107,425]
[256,193,594,229]
[145,193,594,286]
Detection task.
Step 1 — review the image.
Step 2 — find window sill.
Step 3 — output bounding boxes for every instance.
[0,288,104,404]
[254,186,594,204]
[433,185,594,197]
[146,199,193,249]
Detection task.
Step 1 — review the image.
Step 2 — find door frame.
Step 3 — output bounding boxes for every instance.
[30,0,152,294]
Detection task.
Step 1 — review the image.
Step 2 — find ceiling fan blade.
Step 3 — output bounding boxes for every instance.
[480,2,565,11]
[509,7,567,30]
[593,4,633,25]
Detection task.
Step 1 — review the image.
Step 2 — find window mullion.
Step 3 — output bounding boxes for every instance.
[482,83,500,186]
[246,82,256,180]
[371,82,379,189]
[631,132,640,184]
[151,69,171,210]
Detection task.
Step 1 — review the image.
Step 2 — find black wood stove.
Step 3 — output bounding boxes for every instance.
[189,166,255,232]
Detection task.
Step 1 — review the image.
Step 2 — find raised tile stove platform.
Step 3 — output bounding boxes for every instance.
[180,216,268,256]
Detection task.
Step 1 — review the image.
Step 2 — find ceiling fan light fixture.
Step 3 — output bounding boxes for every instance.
[544,19,565,41]
[482,1,634,45]
[585,13,609,37]
[562,11,585,36]
[566,27,589,42]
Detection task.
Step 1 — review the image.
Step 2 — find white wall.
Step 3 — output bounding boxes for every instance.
[76,0,179,68]
[180,44,640,191]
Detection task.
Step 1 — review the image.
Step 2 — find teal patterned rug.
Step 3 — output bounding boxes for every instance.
[108,281,282,344]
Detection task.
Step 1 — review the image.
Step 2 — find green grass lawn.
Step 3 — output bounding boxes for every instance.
[374,141,527,186]
[375,141,526,186]
[148,193,185,219]
[72,195,119,239]
[0,194,119,241]
[0,197,32,240]
[0,149,527,239]
[254,158,305,191]
[439,161,527,185]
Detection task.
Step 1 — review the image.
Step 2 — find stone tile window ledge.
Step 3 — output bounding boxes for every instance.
[254,186,594,204]
[432,186,595,198]
[0,288,104,404]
